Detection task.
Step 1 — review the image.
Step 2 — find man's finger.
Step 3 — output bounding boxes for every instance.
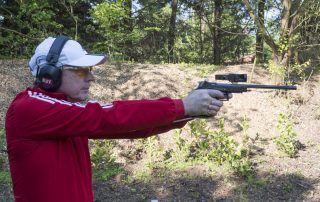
[211,99,223,107]
[207,90,225,99]
[207,109,217,117]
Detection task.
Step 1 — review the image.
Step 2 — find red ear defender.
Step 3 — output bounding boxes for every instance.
[36,63,63,92]
[35,36,69,92]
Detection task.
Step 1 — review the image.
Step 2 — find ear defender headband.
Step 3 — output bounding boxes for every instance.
[36,35,69,92]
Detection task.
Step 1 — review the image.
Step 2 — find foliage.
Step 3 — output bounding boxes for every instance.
[239,115,250,156]
[267,60,286,83]
[206,119,252,177]
[144,136,164,169]
[91,0,130,59]
[0,0,58,58]
[0,171,11,185]
[128,118,253,180]
[173,119,252,177]
[188,119,218,161]
[0,0,318,73]
[0,0,103,59]
[291,60,311,80]
[90,139,123,180]
[294,0,320,68]
[171,129,190,163]
[274,113,299,158]
[0,129,11,185]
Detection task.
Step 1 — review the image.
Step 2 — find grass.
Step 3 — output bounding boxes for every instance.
[0,171,11,185]
[0,129,11,185]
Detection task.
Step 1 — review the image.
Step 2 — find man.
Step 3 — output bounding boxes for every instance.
[5,36,227,202]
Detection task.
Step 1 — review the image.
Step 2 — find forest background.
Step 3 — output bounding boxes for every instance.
[1,0,320,201]
[0,0,319,70]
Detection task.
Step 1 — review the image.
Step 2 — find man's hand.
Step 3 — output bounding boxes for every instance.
[182,89,227,117]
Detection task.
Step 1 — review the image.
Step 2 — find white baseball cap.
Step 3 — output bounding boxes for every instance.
[29,37,107,76]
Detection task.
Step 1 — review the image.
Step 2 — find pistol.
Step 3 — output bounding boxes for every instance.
[196,74,297,100]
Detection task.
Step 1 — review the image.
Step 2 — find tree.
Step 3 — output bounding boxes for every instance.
[213,0,223,65]
[255,0,265,64]
[0,0,103,58]
[243,0,315,81]
[123,0,134,61]
[189,0,206,63]
[133,0,172,62]
[0,0,60,58]
[294,0,320,69]
[168,0,178,63]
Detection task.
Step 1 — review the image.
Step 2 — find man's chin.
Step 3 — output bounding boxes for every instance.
[68,95,89,103]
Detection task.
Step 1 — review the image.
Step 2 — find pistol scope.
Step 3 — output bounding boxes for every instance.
[215,74,247,82]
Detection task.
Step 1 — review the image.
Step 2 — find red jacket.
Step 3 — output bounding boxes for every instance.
[5,87,187,202]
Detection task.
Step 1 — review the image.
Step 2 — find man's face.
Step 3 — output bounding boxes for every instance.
[58,67,95,102]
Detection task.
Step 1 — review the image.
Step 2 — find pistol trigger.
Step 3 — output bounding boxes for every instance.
[222,92,229,101]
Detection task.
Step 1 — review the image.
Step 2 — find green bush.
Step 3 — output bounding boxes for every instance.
[144,136,164,169]
[186,119,253,177]
[130,119,254,179]
[90,140,123,180]
[0,129,11,185]
[274,113,299,157]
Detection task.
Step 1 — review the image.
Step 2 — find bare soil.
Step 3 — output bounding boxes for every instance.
[1,61,320,201]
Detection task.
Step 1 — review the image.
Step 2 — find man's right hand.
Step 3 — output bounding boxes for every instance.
[182,89,226,117]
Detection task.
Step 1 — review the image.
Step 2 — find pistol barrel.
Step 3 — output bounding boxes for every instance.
[244,84,297,90]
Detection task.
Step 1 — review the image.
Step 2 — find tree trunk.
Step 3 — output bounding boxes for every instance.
[192,0,205,63]
[199,11,205,63]
[244,0,302,83]
[255,0,265,64]
[124,0,134,61]
[243,0,279,56]
[168,0,178,63]
[213,0,223,65]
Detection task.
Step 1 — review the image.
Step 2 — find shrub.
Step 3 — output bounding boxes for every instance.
[274,113,299,157]
[188,119,253,177]
[90,140,123,180]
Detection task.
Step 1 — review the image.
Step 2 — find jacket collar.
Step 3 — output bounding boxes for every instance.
[29,87,68,100]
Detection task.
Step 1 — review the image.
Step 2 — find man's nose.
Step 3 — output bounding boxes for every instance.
[85,71,95,82]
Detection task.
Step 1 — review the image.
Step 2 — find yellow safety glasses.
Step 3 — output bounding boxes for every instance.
[64,66,93,78]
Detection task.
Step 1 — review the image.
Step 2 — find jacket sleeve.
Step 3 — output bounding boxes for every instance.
[9,91,187,140]
[89,120,188,139]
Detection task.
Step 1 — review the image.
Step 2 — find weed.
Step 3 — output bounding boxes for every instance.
[274,113,299,157]
[293,61,311,78]
[130,119,254,180]
[188,119,214,160]
[126,166,154,183]
[268,60,286,84]
[246,175,271,188]
[315,106,320,120]
[188,119,253,177]
[90,139,123,180]
[0,171,11,185]
[0,129,11,185]
[239,115,251,156]
[283,182,294,193]
[238,188,249,202]
[169,129,190,163]
[144,136,164,169]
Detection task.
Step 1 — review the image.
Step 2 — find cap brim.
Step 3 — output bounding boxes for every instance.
[65,54,107,67]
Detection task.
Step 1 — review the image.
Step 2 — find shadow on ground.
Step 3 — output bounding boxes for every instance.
[0,169,317,202]
[92,169,317,202]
